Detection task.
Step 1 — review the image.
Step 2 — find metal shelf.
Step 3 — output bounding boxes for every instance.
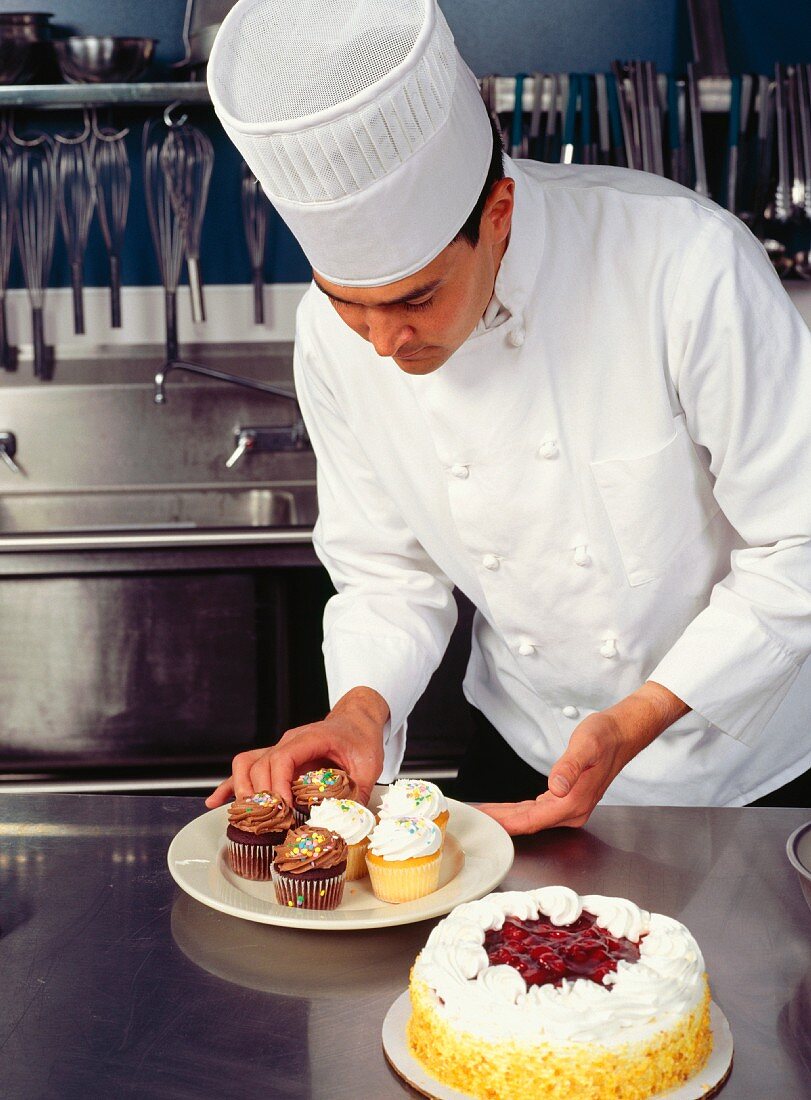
[0,82,210,110]
[0,75,738,114]
[495,74,735,114]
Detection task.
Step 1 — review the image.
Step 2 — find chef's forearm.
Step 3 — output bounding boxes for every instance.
[328,686,391,733]
[603,681,691,756]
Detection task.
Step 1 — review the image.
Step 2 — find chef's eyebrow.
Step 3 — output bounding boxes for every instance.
[312,276,443,307]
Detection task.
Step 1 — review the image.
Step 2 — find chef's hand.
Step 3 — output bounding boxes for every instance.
[477,682,689,835]
[204,686,389,810]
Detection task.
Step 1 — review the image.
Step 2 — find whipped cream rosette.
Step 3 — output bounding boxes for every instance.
[378,779,450,837]
[308,798,376,880]
[225,791,294,880]
[365,816,443,904]
[407,886,714,1099]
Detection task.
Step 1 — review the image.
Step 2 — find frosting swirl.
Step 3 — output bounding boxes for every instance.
[378,779,447,821]
[367,816,442,861]
[273,825,348,874]
[227,791,294,836]
[308,798,376,844]
[291,767,356,807]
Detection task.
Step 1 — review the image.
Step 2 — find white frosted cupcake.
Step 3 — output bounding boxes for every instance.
[308,798,376,880]
[378,779,449,837]
[365,816,443,904]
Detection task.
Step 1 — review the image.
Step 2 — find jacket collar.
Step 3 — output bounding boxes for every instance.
[487,155,546,341]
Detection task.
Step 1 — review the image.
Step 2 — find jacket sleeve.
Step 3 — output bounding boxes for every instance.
[293,315,458,780]
[649,212,811,745]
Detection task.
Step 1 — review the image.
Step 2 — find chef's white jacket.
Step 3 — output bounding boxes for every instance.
[292,155,811,806]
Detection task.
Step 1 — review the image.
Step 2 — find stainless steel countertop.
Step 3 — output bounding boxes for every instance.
[1,795,809,1099]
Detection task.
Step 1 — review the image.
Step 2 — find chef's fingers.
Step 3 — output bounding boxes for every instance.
[231,748,268,801]
[477,787,596,834]
[204,775,235,809]
[547,724,603,797]
[249,754,274,796]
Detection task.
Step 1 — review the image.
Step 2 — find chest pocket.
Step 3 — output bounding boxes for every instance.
[589,415,720,587]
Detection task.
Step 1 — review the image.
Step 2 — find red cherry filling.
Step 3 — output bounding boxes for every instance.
[484,911,641,989]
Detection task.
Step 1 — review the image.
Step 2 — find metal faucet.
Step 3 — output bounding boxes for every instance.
[154,358,300,406]
[0,431,24,475]
[153,359,310,465]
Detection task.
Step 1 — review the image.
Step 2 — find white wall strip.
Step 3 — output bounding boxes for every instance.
[4,282,310,357]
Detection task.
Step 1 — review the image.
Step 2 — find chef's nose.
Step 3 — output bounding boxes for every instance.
[364,312,415,359]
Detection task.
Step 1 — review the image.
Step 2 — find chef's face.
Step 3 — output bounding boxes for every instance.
[312,178,515,375]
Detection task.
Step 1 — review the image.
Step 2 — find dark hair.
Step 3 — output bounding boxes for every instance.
[452,114,505,248]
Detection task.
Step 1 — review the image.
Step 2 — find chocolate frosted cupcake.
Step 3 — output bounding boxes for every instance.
[226,791,294,881]
[290,767,357,824]
[271,825,348,910]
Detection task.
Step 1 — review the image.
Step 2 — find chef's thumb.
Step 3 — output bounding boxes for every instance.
[547,752,584,798]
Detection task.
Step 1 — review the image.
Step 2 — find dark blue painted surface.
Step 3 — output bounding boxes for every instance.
[2,0,809,289]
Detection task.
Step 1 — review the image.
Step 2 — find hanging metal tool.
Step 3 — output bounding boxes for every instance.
[55,112,96,336]
[160,105,214,324]
[91,109,130,329]
[687,62,710,197]
[560,74,579,165]
[686,0,729,78]
[0,132,18,371]
[10,120,56,380]
[240,161,269,325]
[143,117,186,364]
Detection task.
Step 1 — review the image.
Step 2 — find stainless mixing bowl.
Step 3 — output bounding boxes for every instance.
[54,36,156,84]
[0,12,54,84]
[786,820,811,914]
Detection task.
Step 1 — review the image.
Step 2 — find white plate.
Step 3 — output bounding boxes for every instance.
[382,990,734,1100]
[167,790,514,931]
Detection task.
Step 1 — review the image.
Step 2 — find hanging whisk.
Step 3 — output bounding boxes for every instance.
[92,115,130,328]
[160,115,213,323]
[143,118,186,363]
[0,140,18,371]
[56,131,96,335]
[13,136,56,380]
[240,161,269,325]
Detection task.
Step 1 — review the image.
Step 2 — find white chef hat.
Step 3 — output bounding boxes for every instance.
[207,0,493,286]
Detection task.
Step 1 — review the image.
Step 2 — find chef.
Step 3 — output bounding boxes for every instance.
[205,0,811,832]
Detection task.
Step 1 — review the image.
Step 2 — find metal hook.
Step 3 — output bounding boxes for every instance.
[55,107,93,145]
[6,110,50,147]
[163,101,189,128]
[90,106,129,143]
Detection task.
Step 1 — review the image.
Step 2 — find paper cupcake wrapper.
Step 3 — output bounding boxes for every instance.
[366,853,442,904]
[226,839,274,881]
[292,806,309,826]
[346,838,370,881]
[271,867,346,910]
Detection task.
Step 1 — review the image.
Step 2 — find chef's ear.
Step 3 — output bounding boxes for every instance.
[481,177,515,246]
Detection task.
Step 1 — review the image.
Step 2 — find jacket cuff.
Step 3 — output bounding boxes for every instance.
[323,630,435,781]
[649,604,802,746]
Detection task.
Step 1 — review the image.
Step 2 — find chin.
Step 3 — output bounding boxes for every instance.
[393,349,450,375]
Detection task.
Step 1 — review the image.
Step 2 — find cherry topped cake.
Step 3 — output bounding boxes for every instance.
[407,886,713,1100]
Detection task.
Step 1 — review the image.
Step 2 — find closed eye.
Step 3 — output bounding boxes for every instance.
[405,297,434,311]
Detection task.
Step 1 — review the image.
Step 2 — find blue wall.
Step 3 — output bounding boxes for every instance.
[3,0,810,290]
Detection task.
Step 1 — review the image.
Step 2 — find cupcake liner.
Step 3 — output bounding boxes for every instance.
[226,839,275,881]
[346,838,370,881]
[271,867,346,910]
[366,853,442,904]
[292,805,309,827]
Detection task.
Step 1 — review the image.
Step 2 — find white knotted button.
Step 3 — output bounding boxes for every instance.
[537,439,559,459]
[562,705,579,719]
[450,463,469,480]
[508,325,525,347]
[573,545,591,567]
[518,641,536,656]
[482,553,500,571]
[600,637,618,659]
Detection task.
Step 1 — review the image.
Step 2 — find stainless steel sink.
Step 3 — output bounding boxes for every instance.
[0,485,318,534]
